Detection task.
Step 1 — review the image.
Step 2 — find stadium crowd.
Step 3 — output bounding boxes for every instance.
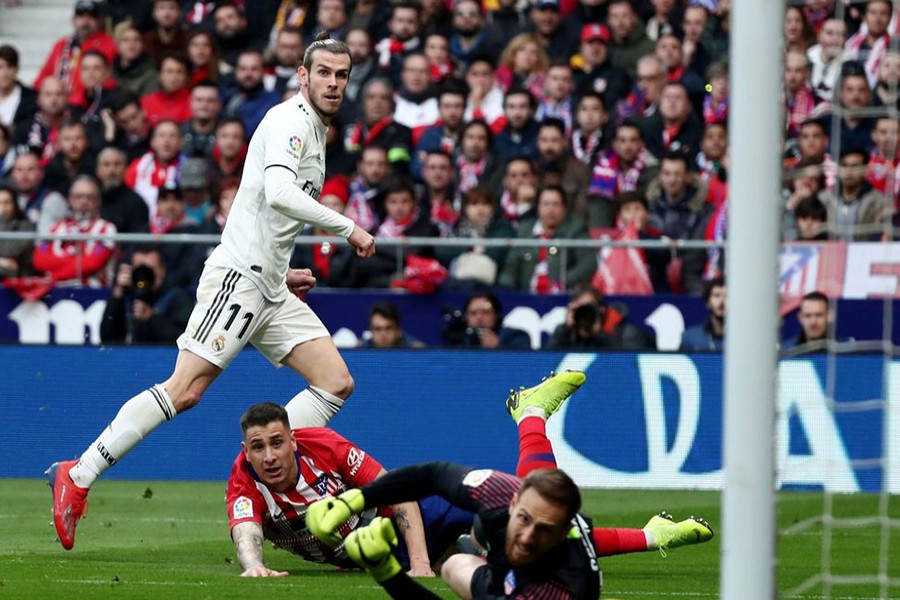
[0,0,897,322]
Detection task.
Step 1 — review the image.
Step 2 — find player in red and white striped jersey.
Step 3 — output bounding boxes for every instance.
[227,403,435,577]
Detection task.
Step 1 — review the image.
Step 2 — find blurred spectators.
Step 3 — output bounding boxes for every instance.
[16,77,71,164]
[347,145,388,232]
[455,119,499,202]
[0,124,14,180]
[313,0,350,40]
[836,63,876,152]
[843,0,892,89]
[572,24,630,111]
[441,291,530,349]
[144,0,188,63]
[784,51,817,139]
[418,150,458,237]
[681,5,712,81]
[420,0,452,40]
[343,28,377,118]
[680,275,725,351]
[702,62,728,126]
[202,175,239,236]
[354,175,439,288]
[638,82,703,162]
[587,120,659,228]
[124,119,183,216]
[359,301,425,348]
[782,158,827,242]
[11,151,68,234]
[794,194,830,242]
[34,0,117,106]
[872,51,900,109]
[528,0,579,61]
[141,51,193,126]
[655,32,703,104]
[96,146,149,235]
[112,21,159,97]
[570,92,609,169]
[785,118,835,189]
[645,150,711,293]
[483,0,528,51]
[537,61,576,135]
[0,183,35,278]
[374,1,422,83]
[784,5,815,54]
[496,156,538,228]
[606,0,655,75]
[344,78,413,172]
[536,118,591,221]
[547,284,655,350]
[412,85,466,181]
[151,184,205,288]
[181,81,221,159]
[495,33,547,100]
[103,91,152,162]
[208,117,247,189]
[495,87,539,162]
[615,54,665,123]
[43,119,95,194]
[186,30,220,88]
[807,18,846,102]
[100,245,194,343]
[179,157,212,223]
[867,116,899,200]
[464,56,505,134]
[499,184,594,293]
[0,45,37,132]
[393,53,439,141]
[645,0,681,43]
[264,26,303,94]
[32,175,116,286]
[450,0,502,68]
[437,186,516,288]
[820,148,892,242]
[213,3,254,71]
[782,291,853,352]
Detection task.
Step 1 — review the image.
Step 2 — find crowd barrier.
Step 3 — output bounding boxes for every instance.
[4,347,896,493]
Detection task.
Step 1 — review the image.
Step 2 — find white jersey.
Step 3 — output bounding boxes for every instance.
[207,92,355,300]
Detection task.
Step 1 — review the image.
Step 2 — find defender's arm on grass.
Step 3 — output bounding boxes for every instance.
[231,521,288,577]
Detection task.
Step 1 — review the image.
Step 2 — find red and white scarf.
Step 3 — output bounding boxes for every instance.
[588,149,647,199]
[377,207,420,238]
[456,155,487,195]
[528,221,562,294]
[346,176,380,233]
[375,36,419,69]
[124,152,180,217]
[845,30,890,88]
[571,129,603,166]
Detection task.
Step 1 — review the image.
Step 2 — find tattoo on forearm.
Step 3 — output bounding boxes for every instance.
[233,523,266,570]
[394,507,411,534]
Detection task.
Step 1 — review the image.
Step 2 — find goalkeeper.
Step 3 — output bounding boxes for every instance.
[304,372,713,597]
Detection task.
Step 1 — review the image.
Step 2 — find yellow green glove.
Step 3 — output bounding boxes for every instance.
[344,517,402,583]
[306,489,366,547]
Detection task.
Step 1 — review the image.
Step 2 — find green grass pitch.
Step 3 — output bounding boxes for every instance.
[1,479,897,599]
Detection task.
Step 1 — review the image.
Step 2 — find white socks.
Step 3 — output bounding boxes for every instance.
[69,385,176,489]
[284,385,345,428]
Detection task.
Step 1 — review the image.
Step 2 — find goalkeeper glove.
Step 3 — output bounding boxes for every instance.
[306,488,366,546]
[344,517,403,583]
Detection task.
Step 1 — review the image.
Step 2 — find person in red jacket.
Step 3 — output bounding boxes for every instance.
[33,0,117,106]
[32,174,117,286]
[140,52,193,126]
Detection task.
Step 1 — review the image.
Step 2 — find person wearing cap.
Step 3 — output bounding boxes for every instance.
[572,23,631,110]
[290,175,358,287]
[151,184,207,290]
[178,157,213,223]
[528,0,580,60]
[606,0,655,75]
[34,0,117,106]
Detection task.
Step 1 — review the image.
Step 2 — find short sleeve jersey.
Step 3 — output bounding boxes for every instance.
[226,427,385,565]
[458,469,602,600]
[207,93,353,300]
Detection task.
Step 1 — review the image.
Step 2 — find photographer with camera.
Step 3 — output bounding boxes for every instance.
[441,292,531,350]
[100,245,194,344]
[547,284,655,350]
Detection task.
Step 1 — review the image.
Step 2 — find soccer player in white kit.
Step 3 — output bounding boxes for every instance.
[46,32,376,551]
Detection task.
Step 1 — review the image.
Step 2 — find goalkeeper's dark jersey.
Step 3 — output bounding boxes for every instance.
[361,462,602,600]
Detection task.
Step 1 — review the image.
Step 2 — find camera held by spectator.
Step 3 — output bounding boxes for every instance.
[441,293,531,349]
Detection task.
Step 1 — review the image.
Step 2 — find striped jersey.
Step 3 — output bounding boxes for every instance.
[226,427,385,565]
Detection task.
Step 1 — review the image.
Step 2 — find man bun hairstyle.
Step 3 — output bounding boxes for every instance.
[303,31,352,72]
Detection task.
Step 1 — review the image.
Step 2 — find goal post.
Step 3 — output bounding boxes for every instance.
[721,0,785,597]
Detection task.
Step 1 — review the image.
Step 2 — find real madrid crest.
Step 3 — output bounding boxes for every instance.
[211,334,226,354]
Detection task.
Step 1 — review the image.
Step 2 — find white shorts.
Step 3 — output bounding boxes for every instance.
[177,266,330,369]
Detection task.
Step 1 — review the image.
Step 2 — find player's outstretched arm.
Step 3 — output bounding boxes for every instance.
[232,521,288,577]
[392,500,434,577]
